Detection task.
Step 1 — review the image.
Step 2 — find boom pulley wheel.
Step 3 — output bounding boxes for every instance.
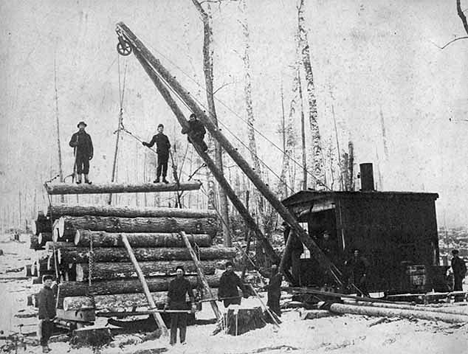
[117,39,132,56]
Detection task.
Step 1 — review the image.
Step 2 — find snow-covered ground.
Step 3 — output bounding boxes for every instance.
[0,235,467,354]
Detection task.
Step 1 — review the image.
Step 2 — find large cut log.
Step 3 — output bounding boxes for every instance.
[75,230,212,248]
[45,241,75,253]
[53,217,74,241]
[322,302,468,324]
[75,260,220,281]
[38,232,53,246]
[58,274,221,297]
[44,181,202,195]
[345,299,468,316]
[58,246,236,264]
[48,203,217,219]
[63,288,220,311]
[57,216,218,237]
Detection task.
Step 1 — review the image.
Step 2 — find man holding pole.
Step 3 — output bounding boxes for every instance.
[165,266,196,346]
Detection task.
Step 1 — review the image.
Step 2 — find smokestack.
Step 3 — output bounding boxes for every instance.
[359,163,375,191]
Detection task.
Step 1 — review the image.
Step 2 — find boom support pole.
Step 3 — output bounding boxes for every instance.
[129,42,293,283]
[116,22,342,285]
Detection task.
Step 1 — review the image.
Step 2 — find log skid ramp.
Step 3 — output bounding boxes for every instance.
[28,197,236,331]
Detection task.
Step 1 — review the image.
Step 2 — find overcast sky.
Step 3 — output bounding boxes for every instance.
[0,0,467,228]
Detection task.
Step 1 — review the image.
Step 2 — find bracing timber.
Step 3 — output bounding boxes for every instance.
[115,22,339,285]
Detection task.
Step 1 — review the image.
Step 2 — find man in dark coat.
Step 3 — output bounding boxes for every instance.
[166,266,196,346]
[218,262,248,307]
[69,121,93,184]
[266,263,282,317]
[345,248,370,297]
[37,275,56,353]
[181,113,208,152]
[143,124,171,183]
[451,249,467,302]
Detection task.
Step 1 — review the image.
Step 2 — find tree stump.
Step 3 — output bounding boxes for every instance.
[213,306,266,336]
[70,327,113,349]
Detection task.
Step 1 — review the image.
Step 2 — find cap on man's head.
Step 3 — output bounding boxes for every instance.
[77,121,87,128]
[189,113,196,119]
[225,261,233,268]
[158,124,164,129]
[42,275,54,282]
[452,249,460,255]
[176,265,185,272]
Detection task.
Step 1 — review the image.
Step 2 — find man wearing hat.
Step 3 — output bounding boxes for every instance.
[69,121,93,184]
[37,275,56,353]
[166,266,196,345]
[142,124,171,183]
[181,113,208,152]
[218,261,248,308]
[451,249,467,301]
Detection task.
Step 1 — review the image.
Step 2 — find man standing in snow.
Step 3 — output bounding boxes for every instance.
[451,249,466,302]
[266,263,282,317]
[166,266,196,346]
[69,121,93,184]
[37,275,56,353]
[345,248,370,297]
[142,123,171,183]
[218,262,248,307]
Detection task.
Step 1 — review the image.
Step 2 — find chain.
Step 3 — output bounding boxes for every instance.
[87,230,96,308]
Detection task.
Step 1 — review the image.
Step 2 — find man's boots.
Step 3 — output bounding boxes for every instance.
[84,174,92,185]
[76,174,82,184]
[153,178,160,183]
[162,178,169,184]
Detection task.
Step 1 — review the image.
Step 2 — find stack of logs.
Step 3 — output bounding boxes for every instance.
[28,203,236,312]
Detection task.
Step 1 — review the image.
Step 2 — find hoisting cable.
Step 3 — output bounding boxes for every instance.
[135,53,297,194]
[138,37,330,190]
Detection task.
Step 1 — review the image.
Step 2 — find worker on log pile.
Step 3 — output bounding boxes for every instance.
[345,248,370,297]
[181,113,208,152]
[165,266,196,346]
[142,123,171,183]
[266,263,283,317]
[37,275,56,353]
[69,121,93,184]
[451,249,467,302]
[218,261,249,307]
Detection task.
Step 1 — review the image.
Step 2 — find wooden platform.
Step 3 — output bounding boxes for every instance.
[44,181,202,195]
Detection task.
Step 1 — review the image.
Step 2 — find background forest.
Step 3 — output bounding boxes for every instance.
[1,0,467,241]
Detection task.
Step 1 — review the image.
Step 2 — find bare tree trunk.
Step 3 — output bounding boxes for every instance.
[457,0,468,35]
[348,141,355,191]
[297,0,325,189]
[192,0,231,247]
[240,0,266,266]
[298,67,307,190]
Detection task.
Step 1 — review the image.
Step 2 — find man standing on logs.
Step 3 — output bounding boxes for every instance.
[218,261,248,307]
[451,249,467,302]
[165,266,196,346]
[142,124,171,183]
[69,121,93,184]
[37,275,56,353]
[181,113,208,152]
